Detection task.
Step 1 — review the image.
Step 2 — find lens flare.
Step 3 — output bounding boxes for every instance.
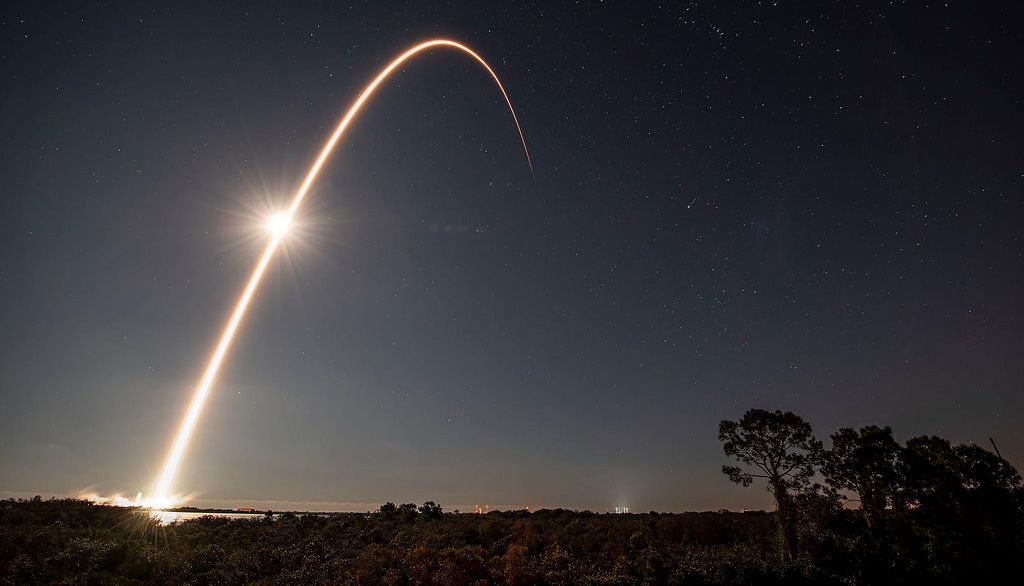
[267,212,291,237]
[141,39,531,508]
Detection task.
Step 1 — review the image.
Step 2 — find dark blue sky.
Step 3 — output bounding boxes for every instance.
[1,1,1021,512]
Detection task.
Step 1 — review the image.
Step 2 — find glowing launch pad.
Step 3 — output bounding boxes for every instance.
[125,39,531,509]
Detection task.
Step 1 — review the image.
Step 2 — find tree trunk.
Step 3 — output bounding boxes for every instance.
[771,480,799,562]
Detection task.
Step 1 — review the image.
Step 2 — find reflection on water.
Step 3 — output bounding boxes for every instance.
[149,511,267,524]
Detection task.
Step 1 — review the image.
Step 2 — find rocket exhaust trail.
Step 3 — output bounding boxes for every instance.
[148,40,531,507]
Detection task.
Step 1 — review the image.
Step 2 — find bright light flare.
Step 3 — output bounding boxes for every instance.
[82,492,142,507]
[82,491,185,510]
[140,39,531,508]
[267,212,292,237]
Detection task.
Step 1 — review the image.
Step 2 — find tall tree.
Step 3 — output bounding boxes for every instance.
[897,436,1024,579]
[719,409,821,561]
[821,425,902,527]
[896,436,1022,511]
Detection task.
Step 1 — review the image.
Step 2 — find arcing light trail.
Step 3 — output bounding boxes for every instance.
[140,40,532,509]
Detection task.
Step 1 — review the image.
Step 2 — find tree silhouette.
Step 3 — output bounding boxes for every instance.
[821,425,902,528]
[418,501,443,520]
[398,503,419,522]
[3,432,1023,585]
[376,502,398,521]
[897,435,1024,578]
[719,409,821,561]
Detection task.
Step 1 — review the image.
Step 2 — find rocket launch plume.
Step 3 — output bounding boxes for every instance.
[145,40,531,508]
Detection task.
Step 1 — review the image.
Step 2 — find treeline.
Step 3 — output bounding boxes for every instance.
[0,498,785,584]
[718,408,1023,583]
[0,410,1021,584]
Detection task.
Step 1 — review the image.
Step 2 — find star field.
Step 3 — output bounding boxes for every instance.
[0,1,1021,511]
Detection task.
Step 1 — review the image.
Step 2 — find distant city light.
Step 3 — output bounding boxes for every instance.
[615,506,630,514]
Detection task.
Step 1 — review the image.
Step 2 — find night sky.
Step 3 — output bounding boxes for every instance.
[1,2,1022,512]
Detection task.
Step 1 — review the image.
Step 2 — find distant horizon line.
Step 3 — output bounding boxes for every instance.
[0,490,759,515]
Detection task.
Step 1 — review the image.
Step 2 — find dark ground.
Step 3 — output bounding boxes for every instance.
[1,496,1021,585]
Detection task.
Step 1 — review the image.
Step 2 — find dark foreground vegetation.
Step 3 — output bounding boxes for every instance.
[2,410,1021,584]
